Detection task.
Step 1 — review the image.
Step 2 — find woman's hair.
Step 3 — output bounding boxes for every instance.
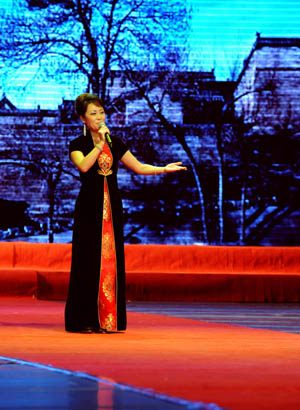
[75,93,104,117]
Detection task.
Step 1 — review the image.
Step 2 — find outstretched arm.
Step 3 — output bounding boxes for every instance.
[120,151,187,175]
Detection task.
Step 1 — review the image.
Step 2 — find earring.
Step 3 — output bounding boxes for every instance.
[83,123,87,136]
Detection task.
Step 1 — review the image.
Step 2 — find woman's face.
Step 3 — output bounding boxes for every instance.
[81,102,105,132]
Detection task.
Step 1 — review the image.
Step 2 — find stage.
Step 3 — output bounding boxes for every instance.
[0,243,300,409]
[0,298,300,410]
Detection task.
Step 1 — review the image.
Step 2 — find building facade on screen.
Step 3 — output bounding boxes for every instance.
[235,34,300,131]
[233,34,300,245]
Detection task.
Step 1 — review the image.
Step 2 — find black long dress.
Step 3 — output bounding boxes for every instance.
[65,131,129,332]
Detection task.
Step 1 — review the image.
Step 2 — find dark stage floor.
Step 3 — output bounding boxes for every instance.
[127,302,300,334]
[0,357,217,410]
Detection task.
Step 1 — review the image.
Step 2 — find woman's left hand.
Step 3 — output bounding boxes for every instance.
[164,162,187,173]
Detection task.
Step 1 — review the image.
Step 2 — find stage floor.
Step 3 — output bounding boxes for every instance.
[127,301,300,333]
[0,299,300,410]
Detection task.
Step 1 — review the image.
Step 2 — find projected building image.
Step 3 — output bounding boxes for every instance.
[0,1,299,246]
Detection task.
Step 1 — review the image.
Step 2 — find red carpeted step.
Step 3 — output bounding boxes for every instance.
[1,242,300,302]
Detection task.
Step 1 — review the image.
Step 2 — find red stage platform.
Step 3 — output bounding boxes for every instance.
[1,243,300,410]
[0,242,299,302]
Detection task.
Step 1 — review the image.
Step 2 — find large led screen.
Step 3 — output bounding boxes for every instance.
[0,0,299,245]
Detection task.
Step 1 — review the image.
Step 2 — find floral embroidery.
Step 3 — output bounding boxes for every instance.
[102,232,113,260]
[104,313,116,331]
[103,192,110,222]
[102,272,114,303]
[98,150,113,176]
[98,144,117,332]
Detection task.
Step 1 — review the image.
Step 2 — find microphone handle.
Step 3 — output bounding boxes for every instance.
[105,132,112,146]
[99,122,112,146]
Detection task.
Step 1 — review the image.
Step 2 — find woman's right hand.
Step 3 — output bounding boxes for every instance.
[98,123,110,143]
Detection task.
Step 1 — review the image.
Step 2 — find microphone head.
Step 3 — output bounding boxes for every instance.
[99,122,106,129]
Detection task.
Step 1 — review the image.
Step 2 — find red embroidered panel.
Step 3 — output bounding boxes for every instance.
[97,144,117,331]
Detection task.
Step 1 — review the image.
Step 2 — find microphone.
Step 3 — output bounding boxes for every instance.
[99,122,112,146]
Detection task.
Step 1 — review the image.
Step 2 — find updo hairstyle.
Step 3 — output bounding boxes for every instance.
[75,93,104,117]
